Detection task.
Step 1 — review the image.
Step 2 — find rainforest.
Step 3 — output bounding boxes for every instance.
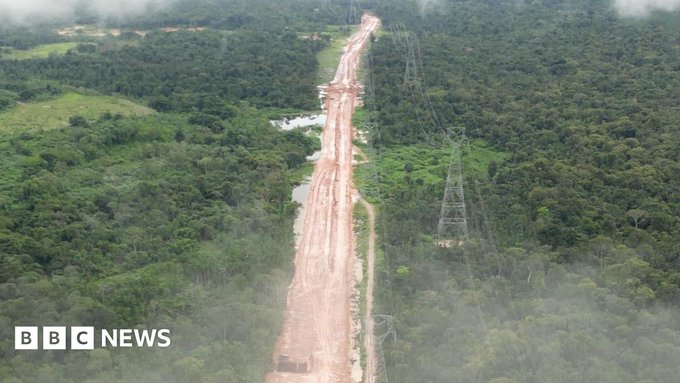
[0,1,679,382]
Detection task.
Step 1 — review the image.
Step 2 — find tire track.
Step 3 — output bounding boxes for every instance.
[267,14,381,383]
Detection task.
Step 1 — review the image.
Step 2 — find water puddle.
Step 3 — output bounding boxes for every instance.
[291,177,311,246]
[271,113,325,131]
[289,123,323,246]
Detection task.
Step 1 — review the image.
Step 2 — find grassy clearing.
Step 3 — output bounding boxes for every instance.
[354,201,370,301]
[1,42,79,60]
[352,201,370,372]
[352,107,374,150]
[352,107,369,129]
[290,161,315,184]
[355,140,508,203]
[0,92,155,133]
[316,25,357,84]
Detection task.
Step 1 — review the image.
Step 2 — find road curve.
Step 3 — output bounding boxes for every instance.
[267,14,381,383]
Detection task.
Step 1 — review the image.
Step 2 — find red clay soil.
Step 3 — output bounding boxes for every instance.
[266,14,381,383]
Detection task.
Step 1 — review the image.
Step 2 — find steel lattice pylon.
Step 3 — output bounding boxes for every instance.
[437,128,469,245]
[373,315,395,383]
[348,0,358,25]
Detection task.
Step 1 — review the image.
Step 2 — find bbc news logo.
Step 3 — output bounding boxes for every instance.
[15,326,171,350]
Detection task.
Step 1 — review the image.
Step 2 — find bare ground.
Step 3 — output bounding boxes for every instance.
[267,15,381,383]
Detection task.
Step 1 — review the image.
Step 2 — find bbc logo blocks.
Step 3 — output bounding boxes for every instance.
[15,326,96,350]
[71,326,96,350]
[42,326,66,350]
[14,326,171,350]
[14,326,38,350]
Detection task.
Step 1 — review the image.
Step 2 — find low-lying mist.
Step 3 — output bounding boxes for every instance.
[613,0,680,16]
[0,0,174,24]
[379,241,680,382]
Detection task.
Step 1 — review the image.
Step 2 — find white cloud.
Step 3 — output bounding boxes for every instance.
[614,0,680,17]
[418,0,443,15]
[0,0,172,22]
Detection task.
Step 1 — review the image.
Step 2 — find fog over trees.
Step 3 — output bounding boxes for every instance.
[0,0,679,382]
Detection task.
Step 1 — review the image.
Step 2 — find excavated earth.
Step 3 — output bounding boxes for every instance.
[267,14,381,383]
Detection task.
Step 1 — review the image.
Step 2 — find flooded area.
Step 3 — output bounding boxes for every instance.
[270,113,325,131]
[291,178,311,246]
[282,113,325,245]
[289,134,322,245]
[271,113,324,161]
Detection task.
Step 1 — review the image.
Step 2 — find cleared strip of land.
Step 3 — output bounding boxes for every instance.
[267,14,380,383]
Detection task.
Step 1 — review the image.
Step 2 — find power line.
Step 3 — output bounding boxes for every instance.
[363,40,404,383]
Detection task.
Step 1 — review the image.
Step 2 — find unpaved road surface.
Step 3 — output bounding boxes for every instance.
[267,14,381,383]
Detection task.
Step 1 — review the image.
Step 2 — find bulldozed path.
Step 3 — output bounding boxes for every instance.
[267,15,381,383]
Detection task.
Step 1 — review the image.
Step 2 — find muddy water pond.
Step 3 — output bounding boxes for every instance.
[270,113,325,131]
[291,178,311,246]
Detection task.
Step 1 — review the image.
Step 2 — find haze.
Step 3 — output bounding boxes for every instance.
[0,0,172,22]
[614,0,680,16]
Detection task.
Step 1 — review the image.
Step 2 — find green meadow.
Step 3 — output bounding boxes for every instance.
[316,25,358,84]
[0,92,155,132]
[1,42,79,59]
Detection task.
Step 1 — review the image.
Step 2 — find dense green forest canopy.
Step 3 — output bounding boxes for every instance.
[116,0,359,29]
[0,7,329,112]
[1,0,680,382]
[0,0,364,114]
[356,0,680,382]
[1,29,323,111]
[0,1,336,381]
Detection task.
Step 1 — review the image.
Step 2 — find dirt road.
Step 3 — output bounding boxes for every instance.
[267,14,381,383]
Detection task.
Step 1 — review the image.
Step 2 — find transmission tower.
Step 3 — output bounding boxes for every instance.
[403,38,419,88]
[372,315,395,383]
[388,24,407,47]
[437,128,469,246]
[348,0,359,25]
[385,25,417,87]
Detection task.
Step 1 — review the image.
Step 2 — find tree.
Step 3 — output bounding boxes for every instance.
[69,115,88,128]
[626,209,648,229]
